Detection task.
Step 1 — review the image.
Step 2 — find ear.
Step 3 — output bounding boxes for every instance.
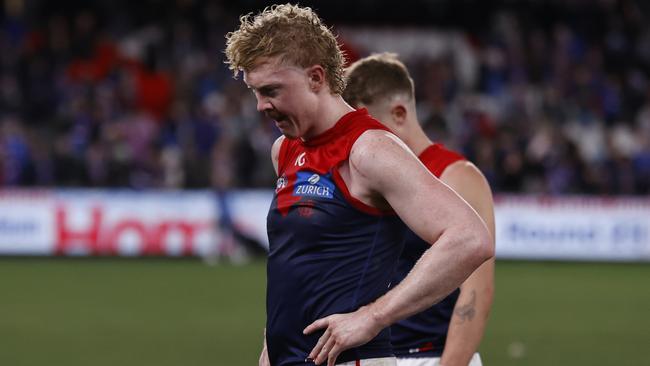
[306,65,326,92]
[391,104,408,126]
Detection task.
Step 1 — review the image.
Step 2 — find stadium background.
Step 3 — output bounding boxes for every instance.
[1,0,649,365]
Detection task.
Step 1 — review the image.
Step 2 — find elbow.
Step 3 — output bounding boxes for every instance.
[470,223,494,265]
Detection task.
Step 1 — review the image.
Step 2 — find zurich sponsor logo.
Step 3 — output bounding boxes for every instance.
[308,174,320,185]
[293,172,335,199]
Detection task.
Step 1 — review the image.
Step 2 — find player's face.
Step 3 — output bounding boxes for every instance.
[244,57,318,139]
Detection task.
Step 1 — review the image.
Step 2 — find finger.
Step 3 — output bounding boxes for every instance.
[304,317,329,335]
[314,335,336,365]
[308,327,330,360]
[327,344,342,366]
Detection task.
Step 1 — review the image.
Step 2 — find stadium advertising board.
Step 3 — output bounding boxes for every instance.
[0,190,219,256]
[495,196,650,261]
[226,190,273,249]
[1,190,649,261]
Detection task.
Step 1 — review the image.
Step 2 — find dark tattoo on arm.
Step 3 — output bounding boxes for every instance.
[454,289,476,323]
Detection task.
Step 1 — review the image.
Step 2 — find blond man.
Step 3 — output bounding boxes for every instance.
[225,5,493,366]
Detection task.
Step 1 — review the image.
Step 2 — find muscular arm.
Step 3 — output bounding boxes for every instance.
[352,131,493,329]
[438,161,495,366]
[304,130,494,366]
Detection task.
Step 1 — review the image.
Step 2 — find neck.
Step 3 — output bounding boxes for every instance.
[302,94,354,141]
[401,122,433,157]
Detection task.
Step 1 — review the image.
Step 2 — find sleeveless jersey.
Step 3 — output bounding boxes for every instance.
[390,143,467,358]
[266,109,407,365]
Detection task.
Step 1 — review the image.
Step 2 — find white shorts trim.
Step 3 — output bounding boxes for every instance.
[396,353,482,366]
[337,357,397,366]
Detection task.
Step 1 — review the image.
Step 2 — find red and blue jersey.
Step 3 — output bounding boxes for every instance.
[390,143,467,358]
[266,109,406,365]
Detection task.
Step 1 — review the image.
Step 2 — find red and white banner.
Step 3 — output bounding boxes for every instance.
[1,190,649,261]
[0,189,219,256]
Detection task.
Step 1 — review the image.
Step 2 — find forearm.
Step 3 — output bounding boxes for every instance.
[440,258,494,366]
[368,228,491,328]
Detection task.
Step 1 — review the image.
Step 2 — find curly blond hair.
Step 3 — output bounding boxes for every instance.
[224,3,346,94]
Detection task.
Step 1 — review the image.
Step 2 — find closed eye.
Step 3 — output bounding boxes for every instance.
[258,85,280,98]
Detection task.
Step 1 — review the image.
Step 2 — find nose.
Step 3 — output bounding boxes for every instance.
[256,96,272,112]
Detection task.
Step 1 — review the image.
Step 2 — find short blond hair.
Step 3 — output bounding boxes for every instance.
[225,3,346,94]
[343,53,415,107]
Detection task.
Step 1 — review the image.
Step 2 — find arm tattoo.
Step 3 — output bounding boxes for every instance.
[454,289,476,323]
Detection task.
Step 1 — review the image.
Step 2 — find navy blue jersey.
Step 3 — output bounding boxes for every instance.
[391,143,467,358]
[266,109,407,366]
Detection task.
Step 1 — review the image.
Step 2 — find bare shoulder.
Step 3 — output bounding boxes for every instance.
[440,159,495,233]
[351,129,411,155]
[440,160,492,195]
[349,130,417,183]
[342,129,420,210]
[271,135,286,176]
[347,129,432,204]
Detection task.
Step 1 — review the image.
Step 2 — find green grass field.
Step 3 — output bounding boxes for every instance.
[1,258,649,365]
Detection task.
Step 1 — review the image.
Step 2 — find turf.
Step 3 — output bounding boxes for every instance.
[0,259,648,365]
[482,261,650,365]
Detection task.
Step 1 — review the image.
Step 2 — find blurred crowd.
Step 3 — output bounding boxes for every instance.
[1,0,649,194]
